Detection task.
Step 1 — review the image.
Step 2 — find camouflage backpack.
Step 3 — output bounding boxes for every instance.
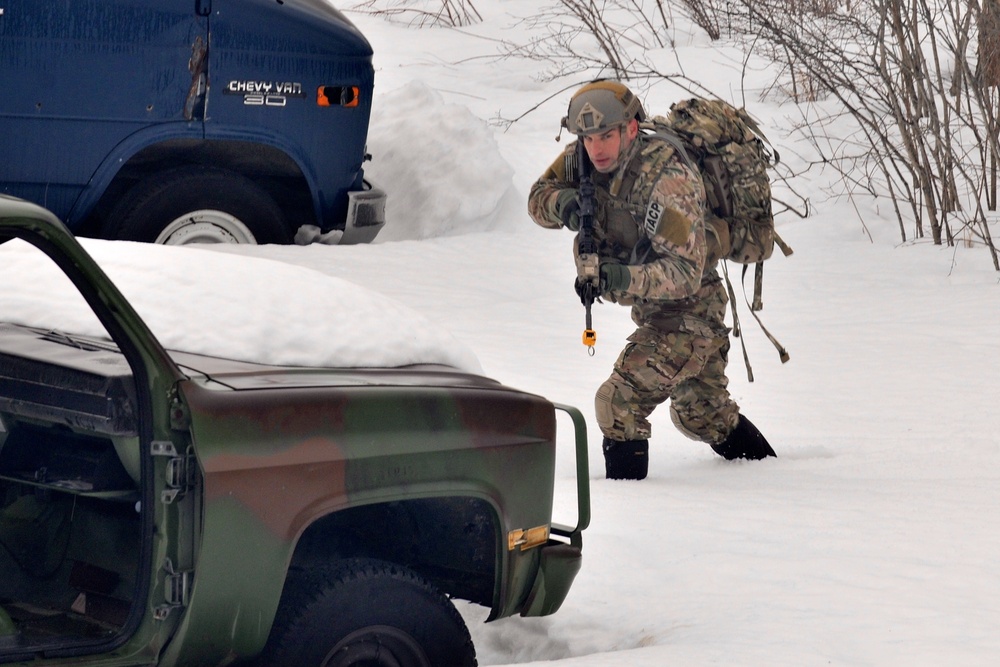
[642,98,792,377]
[642,98,792,269]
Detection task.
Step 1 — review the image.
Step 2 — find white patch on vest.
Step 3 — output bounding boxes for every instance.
[644,200,662,237]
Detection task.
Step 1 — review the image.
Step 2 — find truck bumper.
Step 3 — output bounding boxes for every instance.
[515,403,590,617]
[520,542,583,617]
[339,179,386,244]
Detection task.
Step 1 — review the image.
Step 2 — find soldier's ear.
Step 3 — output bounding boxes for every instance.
[625,119,639,141]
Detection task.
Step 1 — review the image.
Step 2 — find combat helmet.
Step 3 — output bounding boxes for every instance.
[562,80,645,136]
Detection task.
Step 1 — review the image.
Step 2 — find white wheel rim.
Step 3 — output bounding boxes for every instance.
[155,210,258,245]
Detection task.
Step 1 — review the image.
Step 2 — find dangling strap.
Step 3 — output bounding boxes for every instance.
[751,262,764,312]
[722,261,791,384]
[740,262,790,364]
[751,230,794,312]
[773,230,794,257]
[721,262,754,383]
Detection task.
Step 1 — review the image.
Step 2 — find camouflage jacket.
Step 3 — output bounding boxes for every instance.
[528,134,729,338]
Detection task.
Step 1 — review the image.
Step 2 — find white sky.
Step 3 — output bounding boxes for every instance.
[4,1,1000,665]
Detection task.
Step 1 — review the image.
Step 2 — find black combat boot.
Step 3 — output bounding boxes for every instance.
[710,415,776,461]
[602,437,649,480]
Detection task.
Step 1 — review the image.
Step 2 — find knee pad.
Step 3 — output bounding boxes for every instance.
[595,380,616,434]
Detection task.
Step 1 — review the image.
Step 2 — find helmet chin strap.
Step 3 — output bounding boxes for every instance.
[615,125,630,165]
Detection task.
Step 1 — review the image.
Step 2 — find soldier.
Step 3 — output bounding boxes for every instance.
[528,80,775,479]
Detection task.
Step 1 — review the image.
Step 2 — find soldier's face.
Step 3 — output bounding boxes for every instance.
[583,120,638,173]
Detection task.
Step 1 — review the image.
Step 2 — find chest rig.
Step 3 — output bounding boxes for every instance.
[564,136,674,264]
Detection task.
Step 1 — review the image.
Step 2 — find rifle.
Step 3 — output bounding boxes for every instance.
[575,141,599,354]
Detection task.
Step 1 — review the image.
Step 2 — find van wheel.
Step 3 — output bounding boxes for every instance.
[107,167,290,244]
[257,558,477,667]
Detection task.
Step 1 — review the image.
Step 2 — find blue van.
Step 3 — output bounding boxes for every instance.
[0,0,385,244]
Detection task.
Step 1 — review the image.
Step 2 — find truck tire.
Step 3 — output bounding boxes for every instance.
[258,558,477,667]
[106,167,291,244]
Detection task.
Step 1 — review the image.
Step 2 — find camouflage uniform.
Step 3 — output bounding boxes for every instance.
[528,134,739,445]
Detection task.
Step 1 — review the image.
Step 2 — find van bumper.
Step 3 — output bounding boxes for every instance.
[339,179,386,244]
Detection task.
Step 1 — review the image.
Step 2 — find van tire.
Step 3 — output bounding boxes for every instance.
[106,167,290,244]
[256,558,477,667]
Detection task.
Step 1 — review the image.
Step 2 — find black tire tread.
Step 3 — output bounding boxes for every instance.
[105,166,290,244]
[255,558,476,667]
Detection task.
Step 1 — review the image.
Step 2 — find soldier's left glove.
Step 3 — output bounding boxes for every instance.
[599,263,631,294]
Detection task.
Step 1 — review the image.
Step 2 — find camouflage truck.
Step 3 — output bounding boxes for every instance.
[0,195,590,666]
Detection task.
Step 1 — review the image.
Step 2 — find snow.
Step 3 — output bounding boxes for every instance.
[5,1,1000,664]
[0,239,482,372]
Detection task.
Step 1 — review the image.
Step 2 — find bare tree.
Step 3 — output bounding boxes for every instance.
[980,0,1000,209]
[498,1,676,81]
[736,0,998,268]
[676,0,723,39]
[350,0,482,28]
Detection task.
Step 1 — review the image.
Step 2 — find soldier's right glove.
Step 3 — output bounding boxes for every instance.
[555,189,581,231]
[573,276,598,305]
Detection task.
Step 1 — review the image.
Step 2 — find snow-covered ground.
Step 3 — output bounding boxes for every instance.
[5,1,1000,664]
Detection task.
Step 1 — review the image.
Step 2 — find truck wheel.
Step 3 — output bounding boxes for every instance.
[106,167,290,244]
[259,558,477,667]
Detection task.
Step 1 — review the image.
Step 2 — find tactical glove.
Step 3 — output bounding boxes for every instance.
[573,276,598,305]
[600,263,631,293]
[555,189,581,231]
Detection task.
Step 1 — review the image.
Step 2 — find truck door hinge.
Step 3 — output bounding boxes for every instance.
[151,441,194,504]
[154,558,192,620]
[168,389,192,430]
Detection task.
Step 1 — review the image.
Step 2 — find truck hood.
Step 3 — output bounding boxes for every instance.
[169,349,505,392]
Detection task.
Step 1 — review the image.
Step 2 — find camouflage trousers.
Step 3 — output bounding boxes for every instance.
[594,325,740,444]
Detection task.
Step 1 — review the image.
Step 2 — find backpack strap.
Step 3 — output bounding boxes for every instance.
[722,261,790,383]
[773,229,794,257]
[752,230,793,310]
[746,265,791,365]
[735,108,781,166]
[721,261,754,383]
[638,124,701,175]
